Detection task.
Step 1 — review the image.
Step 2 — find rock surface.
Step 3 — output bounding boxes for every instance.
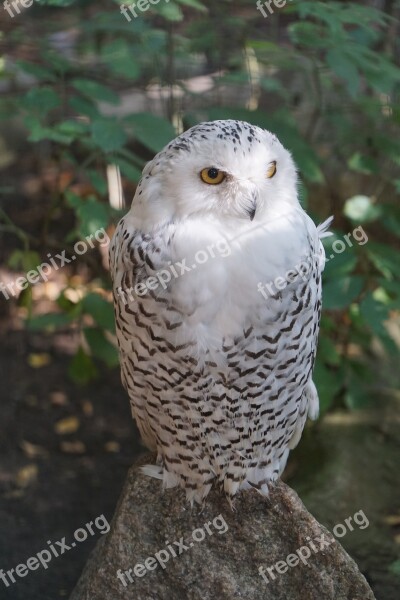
[69,455,376,600]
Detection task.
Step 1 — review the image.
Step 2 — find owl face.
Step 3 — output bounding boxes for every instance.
[132,120,299,228]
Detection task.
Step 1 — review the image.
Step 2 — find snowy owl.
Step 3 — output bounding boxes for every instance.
[109,120,332,504]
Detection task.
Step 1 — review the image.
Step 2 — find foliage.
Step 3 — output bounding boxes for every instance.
[0,0,399,408]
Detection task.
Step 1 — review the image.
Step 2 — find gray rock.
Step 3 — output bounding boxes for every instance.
[69,455,376,600]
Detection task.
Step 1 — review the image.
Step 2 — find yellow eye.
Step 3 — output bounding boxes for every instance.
[200,167,226,185]
[267,161,277,178]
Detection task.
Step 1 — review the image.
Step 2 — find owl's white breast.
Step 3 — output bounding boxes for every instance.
[142,202,321,349]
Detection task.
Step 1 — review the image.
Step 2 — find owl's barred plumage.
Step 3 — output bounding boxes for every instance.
[110,120,331,504]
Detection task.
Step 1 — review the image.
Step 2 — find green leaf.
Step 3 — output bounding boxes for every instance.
[124,113,176,153]
[57,119,90,138]
[91,118,127,153]
[372,285,398,308]
[27,313,73,332]
[373,135,400,166]
[23,115,48,139]
[326,48,360,98]
[20,87,61,113]
[322,236,358,278]
[40,48,72,74]
[377,279,400,307]
[101,39,140,80]
[380,205,400,239]
[84,328,119,368]
[175,0,207,12]
[78,200,109,237]
[24,116,74,145]
[30,119,90,146]
[367,242,400,280]
[313,360,342,413]
[260,77,289,99]
[388,559,400,577]
[359,292,389,335]
[65,191,83,210]
[323,275,364,310]
[318,337,341,367]
[69,194,109,238]
[71,79,120,105]
[348,153,379,175]
[65,192,109,238]
[8,250,41,273]
[82,293,115,333]
[69,346,98,385]
[320,314,336,333]
[324,252,358,279]
[343,195,381,223]
[344,361,374,410]
[153,1,184,21]
[36,0,76,5]
[288,22,327,50]
[17,287,33,315]
[113,156,142,183]
[359,50,400,95]
[359,292,398,353]
[344,383,369,409]
[87,170,108,195]
[56,291,83,316]
[69,95,100,119]
[16,60,57,82]
[81,10,148,34]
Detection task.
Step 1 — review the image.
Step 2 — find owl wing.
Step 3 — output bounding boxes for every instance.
[284,215,333,450]
[109,216,177,450]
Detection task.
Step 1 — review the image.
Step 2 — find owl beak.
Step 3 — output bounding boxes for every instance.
[246,195,257,221]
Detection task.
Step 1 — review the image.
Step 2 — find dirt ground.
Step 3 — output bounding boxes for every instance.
[0,322,142,600]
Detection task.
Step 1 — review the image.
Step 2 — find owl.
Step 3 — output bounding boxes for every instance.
[109,120,332,505]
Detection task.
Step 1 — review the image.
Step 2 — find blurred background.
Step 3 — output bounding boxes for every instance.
[0,1,399,598]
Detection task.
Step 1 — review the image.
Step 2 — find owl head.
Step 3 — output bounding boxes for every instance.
[131,120,299,228]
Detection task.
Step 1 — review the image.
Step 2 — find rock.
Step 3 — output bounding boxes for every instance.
[69,455,376,600]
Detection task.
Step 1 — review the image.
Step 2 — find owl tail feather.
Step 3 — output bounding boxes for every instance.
[317,215,334,239]
[288,379,319,450]
[140,464,163,480]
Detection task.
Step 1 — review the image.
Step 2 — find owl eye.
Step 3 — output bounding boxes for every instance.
[200,167,226,185]
[266,161,277,179]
